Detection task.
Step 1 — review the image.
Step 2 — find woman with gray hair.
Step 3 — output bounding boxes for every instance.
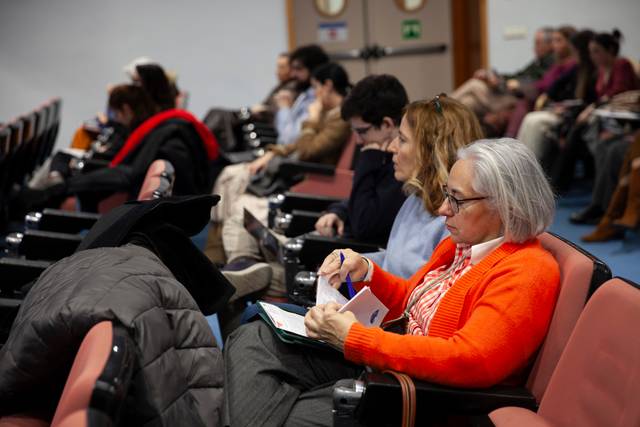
[223,138,560,426]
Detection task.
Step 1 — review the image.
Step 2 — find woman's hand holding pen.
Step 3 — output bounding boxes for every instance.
[304,302,357,351]
[317,249,369,289]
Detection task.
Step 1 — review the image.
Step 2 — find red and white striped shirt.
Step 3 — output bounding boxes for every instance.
[405,237,504,335]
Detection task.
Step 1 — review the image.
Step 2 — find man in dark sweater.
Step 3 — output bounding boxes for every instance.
[314,74,409,245]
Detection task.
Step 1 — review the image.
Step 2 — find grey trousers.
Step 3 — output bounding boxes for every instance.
[592,137,630,209]
[224,321,362,427]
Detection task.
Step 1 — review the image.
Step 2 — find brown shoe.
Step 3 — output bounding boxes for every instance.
[582,222,625,242]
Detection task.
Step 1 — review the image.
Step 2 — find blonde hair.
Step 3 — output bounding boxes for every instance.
[403,96,484,214]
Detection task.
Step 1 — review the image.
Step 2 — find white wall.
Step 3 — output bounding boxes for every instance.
[0,0,288,150]
[487,0,640,74]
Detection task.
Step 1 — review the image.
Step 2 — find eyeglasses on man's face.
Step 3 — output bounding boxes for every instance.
[351,124,373,136]
[441,185,487,214]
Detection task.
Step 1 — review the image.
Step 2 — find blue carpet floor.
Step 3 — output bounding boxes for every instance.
[550,189,640,283]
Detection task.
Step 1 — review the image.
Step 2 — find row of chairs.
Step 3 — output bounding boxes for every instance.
[0,160,176,346]
[0,98,62,230]
[7,232,634,426]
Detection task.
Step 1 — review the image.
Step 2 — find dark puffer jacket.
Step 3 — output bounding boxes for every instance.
[0,196,233,426]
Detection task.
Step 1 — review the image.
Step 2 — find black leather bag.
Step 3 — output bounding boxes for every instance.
[246,155,303,197]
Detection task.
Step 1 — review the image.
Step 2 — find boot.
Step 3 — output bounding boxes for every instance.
[582,184,627,242]
[581,220,625,242]
[613,167,640,229]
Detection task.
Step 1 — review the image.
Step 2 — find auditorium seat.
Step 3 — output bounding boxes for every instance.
[5,160,175,262]
[286,133,356,198]
[0,321,135,427]
[489,277,640,427]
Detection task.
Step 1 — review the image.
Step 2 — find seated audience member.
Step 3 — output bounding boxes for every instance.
[313,74,410,245]
[217,74,408,304]
[31,62,179,192]
[223,138,560,426]
[451,27,554,116]
[135,63,179,111]
[70,59,178,151]
[202,52,297,151]
[570,92,640,224]
[493,26,577,138]
[549,29,639,193]
[28,84,156,191]
[582,131,640,241]
[211,62,352,225]
[18,84,218,213]
[363,95,484,279]
[517,29,597,164]
[275,44,330,145]
[249,52,297,123]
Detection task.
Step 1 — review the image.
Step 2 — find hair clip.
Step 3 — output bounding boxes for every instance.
[433,95,443,115]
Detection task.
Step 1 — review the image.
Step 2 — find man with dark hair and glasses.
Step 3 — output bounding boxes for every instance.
[314,74,409,245]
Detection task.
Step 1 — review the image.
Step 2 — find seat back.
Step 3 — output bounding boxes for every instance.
[537,278,640,426]
[525,232,611,402]
[96,159,175,212]
[50,321,135,427]
[136,159,175,201]
[288,134,357,198]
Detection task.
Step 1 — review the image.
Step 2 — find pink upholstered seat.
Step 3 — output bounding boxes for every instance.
[525,232,608,402]
[50,322,113,426]
[490,278,640,427]
[289,134,356,198]
[97,158,175,212]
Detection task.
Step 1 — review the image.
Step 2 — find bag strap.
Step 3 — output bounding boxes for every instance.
[383,370,416,427]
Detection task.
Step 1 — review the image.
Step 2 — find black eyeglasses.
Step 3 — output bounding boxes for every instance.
[441,185,487,214]
[352,125,373,136]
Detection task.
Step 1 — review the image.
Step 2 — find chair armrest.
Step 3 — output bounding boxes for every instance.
[348,372,537,426]
[76,158,110,173]
[20,230,83,261]
[28,208,100,233]
[278,159,336,178]
[299,235,382,269]
[0,258,51,296]
[281,210,322,237]
[280,192,343,213]
[221,149,263,164]
[0,298,23,346]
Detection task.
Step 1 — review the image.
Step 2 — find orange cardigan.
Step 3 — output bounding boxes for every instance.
[343,237,560,388]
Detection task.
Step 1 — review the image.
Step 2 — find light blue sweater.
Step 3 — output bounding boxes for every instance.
[364,194,448,279]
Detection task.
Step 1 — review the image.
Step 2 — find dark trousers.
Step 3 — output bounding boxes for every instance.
[551,122,592,193]
[224,321,362,427]
[591,136,630,209]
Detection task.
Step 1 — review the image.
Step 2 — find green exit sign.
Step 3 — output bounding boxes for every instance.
[402,19,421,40]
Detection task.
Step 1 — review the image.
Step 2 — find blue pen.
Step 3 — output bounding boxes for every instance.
[339,251,357,299]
